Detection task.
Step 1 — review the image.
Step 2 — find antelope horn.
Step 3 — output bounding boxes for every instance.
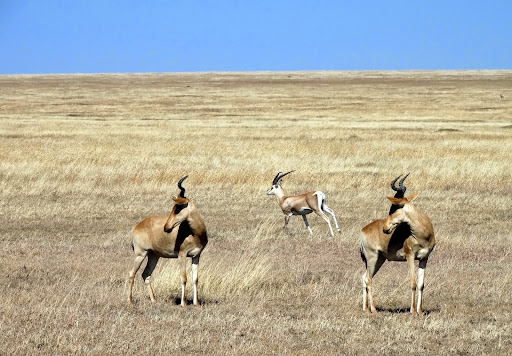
[276,170,295,183]
[398,173,410,192]
[390,175,402,192]
[390,173,409,197]
[272,172,282,185]
[177,175,188,198]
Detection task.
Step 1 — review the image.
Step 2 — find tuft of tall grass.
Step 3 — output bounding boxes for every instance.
[153,219,278,302]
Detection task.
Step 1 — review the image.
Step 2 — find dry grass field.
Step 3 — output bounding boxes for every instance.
[1,70,511,355]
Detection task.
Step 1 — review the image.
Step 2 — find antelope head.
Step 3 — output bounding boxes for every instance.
[383,192,420,234]
[164,176,191,233]
[266,170,295,195]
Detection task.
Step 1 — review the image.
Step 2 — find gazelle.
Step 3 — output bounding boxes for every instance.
[266,171,340,236]
[128,176,208,306]
[360,187,435,316]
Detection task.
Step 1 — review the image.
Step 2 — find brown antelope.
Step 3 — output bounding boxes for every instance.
[266,171,340,236]
[128,176,208,306]
[360,182,435,316]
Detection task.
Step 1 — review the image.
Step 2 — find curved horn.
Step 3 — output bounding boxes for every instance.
[390,175,402,192]
[272,172,282,185]
[398,173,410,192]
[390,173,409,198]
[276,170,295,182]
[177,175,188,198]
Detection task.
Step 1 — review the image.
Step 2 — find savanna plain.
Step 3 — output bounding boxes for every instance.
[1,70,511,355]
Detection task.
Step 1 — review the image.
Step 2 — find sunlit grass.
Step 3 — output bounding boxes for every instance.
[1,70,511,354]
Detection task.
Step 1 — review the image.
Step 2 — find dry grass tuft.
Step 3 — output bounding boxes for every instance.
[153,220,276,303]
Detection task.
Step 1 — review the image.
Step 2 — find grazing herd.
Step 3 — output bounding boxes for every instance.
[128,173,435,315]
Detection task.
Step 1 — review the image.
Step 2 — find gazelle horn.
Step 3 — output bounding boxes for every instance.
[273,170,295,185]
[272,172,282,185]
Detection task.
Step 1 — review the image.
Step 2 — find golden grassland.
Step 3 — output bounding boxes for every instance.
[1,70,511,354]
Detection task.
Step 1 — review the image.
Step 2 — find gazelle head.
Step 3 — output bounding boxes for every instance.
[164,176,191,233]
[266,170,295,195]
[383,192,420,234]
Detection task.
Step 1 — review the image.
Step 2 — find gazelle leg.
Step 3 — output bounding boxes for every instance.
[314,193,334,236]
[406,253,417,316]
[322,205,341,233]
[364,253,386,313]
[315,210,334,237]
[284,213,293,229]
[128,250,147,304]
[417,258,428,315]
[142,251,160,302]
[178,253,187,307]
[192,256,200,306]
[302,215,313,235]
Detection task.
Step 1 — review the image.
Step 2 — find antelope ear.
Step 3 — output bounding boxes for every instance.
[278,179,283,186]
[387,196,404,205]
[406,192,420,202]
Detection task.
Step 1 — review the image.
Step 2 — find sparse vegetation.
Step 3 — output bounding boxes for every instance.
[1,70,511,354]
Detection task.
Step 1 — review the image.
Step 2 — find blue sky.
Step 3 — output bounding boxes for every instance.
[1,1,510,74]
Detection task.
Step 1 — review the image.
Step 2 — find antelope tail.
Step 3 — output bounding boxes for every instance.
[313,191,326,210]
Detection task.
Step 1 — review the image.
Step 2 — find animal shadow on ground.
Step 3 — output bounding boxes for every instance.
[376,307,438,315]
[171,297,219,306]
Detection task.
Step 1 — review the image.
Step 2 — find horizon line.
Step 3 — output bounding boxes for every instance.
[1,68,511,76]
